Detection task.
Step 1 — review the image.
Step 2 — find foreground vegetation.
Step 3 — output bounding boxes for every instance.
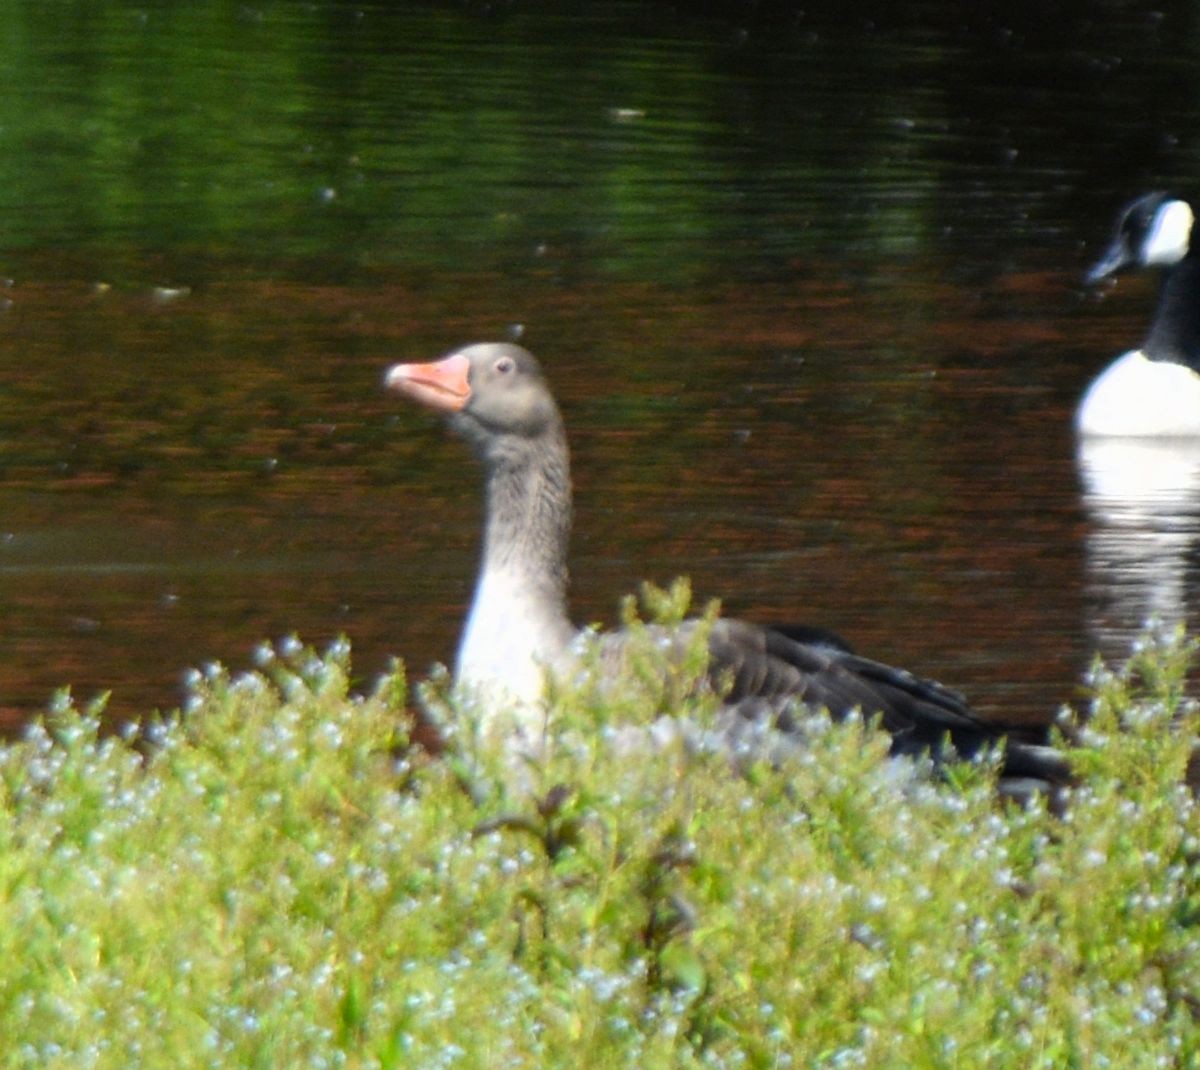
[1,605,1199,1068]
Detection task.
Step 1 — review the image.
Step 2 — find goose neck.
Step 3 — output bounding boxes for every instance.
[480,442,572,595]
[1144,254,1200,370]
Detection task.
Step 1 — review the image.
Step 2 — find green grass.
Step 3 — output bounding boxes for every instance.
[2,607,1200,1068]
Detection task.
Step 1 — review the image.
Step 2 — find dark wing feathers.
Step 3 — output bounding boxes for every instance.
[607,616,1066,787]
[704,618,1067,785]
[708,618,979,734]
[761,622,856,655]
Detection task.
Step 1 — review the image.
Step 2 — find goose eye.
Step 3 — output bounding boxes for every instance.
[494,356,515,375]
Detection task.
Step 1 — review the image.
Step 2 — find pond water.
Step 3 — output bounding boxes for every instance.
[1,0,1199,733]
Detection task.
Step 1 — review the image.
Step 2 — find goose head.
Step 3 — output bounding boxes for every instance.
[385,342,563,465]
[1086,192,1195,284]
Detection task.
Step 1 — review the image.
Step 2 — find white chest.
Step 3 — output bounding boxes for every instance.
[1077,351,1200,437]
[456,566,569,711]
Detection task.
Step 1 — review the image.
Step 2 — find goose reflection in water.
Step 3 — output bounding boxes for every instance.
[1077,437,1200,659]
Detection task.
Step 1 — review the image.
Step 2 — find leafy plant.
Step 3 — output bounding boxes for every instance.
[0,623,1198,1067]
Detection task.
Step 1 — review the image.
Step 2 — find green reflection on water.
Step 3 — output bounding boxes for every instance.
[0,0,1066,283]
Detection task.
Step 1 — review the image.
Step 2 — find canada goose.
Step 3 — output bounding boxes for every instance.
[386,342,1066,788]
[1079,191,1200,437]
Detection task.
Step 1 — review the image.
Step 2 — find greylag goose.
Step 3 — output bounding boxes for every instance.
[386,342,1067,789]
[1079,191,1200,437]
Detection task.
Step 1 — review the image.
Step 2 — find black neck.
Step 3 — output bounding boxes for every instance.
[1143,254,1200,370]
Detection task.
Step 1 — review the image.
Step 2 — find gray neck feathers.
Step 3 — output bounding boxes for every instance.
[452,407,578,713]
[481,428,573,614]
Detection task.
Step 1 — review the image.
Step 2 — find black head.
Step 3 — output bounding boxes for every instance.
[1086,191,1195,284]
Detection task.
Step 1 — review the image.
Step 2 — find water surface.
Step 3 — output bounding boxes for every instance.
[1,0,1198,732]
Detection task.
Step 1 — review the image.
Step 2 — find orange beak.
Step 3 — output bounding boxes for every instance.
[385,353,472,413]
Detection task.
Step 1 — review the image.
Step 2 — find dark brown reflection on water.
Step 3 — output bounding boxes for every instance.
[0,257,1129,734]
[5,0,1200,735]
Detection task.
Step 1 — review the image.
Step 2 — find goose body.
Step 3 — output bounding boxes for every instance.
[1079,192,1200,437]
[387,342,1064,786]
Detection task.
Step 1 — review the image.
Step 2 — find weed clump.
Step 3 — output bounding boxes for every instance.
[0,619,1198,1068]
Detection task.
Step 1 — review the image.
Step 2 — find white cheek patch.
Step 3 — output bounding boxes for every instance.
[1142,199,1194,265]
